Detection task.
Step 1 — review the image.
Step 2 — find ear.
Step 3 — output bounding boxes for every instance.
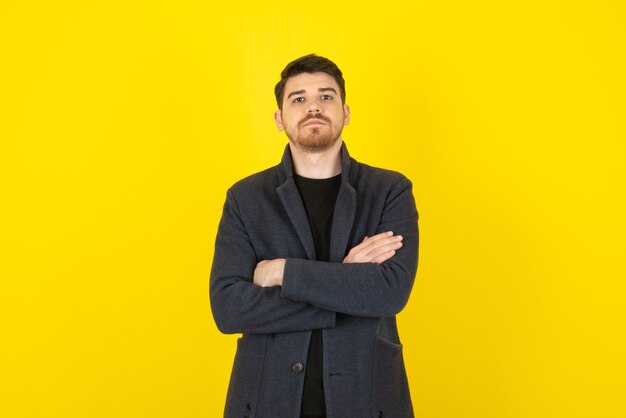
[274,110,284,131]
[343,104,351,126]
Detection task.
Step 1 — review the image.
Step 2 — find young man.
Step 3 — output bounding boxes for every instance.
[210,54,419,418]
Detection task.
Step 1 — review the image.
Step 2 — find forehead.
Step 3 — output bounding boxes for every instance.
[284,72,339,93]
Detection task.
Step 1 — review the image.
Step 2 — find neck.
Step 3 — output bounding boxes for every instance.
[289,139,343,179]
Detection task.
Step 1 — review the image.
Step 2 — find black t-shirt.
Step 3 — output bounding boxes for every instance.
[293,172,342,418]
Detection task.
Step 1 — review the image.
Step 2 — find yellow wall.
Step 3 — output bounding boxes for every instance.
[1,1,624,417]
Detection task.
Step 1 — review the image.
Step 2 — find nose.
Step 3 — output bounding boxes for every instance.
[307,100,321,113]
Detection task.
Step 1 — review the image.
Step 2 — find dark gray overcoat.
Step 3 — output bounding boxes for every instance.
[210,142,419,418]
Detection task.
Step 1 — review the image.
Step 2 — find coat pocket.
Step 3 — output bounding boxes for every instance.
[224,335,267,418]
[372,336,414,418]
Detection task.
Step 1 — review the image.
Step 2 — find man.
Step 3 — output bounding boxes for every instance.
[210,54,419,418]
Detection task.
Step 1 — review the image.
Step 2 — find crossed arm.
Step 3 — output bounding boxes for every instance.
[210,177,418,335]
[253,231,404,287]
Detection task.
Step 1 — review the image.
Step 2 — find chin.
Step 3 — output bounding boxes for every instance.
[290,127,342,153]
[293,135,339,153]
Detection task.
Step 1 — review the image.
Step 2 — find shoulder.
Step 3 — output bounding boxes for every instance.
[352,159,412,190]
[225,164,281,203]
[351,159,418,217]
[231,164,280,189]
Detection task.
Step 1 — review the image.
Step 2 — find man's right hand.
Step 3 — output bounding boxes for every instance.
[343,231,403,264]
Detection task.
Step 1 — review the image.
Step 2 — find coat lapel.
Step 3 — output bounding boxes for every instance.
[275,142,358,262]
[328,181,357,262]
[276,178,316,260]
[276,145,316,260]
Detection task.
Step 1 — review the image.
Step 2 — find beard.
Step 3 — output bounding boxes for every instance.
[286,115,343,153]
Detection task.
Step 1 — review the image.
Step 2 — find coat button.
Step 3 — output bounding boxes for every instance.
[246,402,252,410]
[378,410,384,417]
[292,362,305,374]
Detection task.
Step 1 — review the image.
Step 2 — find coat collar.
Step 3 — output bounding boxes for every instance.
[275,142,358,262]
[277,141,358,185]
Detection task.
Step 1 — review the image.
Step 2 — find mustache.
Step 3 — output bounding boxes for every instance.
[300,114,330,125]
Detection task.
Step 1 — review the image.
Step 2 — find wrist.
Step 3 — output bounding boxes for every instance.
[275,258,286,285]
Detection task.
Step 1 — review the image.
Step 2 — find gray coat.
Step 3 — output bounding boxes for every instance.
[210,142,419,418]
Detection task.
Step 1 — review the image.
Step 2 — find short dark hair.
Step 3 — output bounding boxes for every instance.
[274,54,346,110]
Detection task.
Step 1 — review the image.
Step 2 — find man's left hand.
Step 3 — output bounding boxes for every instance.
[253,259,286,287]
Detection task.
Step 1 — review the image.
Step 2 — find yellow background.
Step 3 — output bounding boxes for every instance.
[1,1,625,417]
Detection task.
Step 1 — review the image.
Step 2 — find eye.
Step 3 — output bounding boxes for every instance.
[321,95,333,100]
[293,97,305,103]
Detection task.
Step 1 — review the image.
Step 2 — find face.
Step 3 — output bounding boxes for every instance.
[274,72,350,153]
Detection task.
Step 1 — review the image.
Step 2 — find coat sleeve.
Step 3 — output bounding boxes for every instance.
[209,188,336,335]
[280,176,419,318]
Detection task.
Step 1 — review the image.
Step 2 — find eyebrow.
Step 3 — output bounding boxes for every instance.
[286,87,338,100]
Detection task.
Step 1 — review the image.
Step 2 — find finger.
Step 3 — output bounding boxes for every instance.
[362,231,392,244]
[356,232,395,251]
[349,234,377,252]
[349,232,397,254]
[367,231,394,241]
[370,250,396,264]
[363,235,403,255]
[366,241,403,260]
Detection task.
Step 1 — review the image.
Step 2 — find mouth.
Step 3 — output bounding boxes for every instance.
[303,119,326,126]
